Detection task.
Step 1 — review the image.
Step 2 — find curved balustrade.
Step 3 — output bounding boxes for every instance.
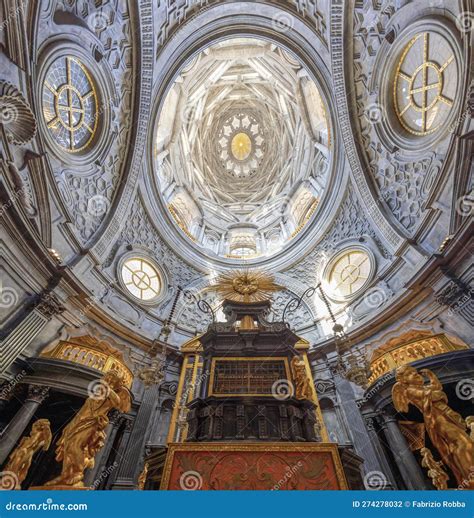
[368,333,468,385]
[41,337,134,388]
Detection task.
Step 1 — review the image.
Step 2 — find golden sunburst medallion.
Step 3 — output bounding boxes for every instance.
[231,132,252,161]
[213,269,282,303]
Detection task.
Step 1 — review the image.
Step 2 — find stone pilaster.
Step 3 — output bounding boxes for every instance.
[362,415,397,489]
[0,292,64,375]
[84,410,123,487]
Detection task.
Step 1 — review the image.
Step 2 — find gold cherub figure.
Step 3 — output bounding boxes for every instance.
[1,419,52,489]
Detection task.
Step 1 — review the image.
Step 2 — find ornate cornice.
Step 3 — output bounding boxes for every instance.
[35,292,64,318]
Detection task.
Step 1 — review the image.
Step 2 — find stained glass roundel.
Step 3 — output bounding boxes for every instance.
[394,32,457,136]
[42,56,99,152]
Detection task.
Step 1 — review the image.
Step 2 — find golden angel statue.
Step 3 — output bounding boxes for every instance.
[291,356,313,401]
[1,419,52,489]
[137,461,149,490]
[393,366,474,489]
[45,371,131,488]
[420,447,449,490]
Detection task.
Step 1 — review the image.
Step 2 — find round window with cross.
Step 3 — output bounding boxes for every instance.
[393,32,457,136]
[42,56,99,152]
[120,257,162,302]
[326,249,374,300]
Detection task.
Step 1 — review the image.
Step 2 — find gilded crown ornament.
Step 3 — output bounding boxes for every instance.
[213,269,282,304]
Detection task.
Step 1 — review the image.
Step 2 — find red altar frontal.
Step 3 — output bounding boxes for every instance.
[160,443,348,490]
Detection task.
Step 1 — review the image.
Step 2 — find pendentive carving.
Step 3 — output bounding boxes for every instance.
[47,0,136,242]
[351,3,459,232]
[285,188,390,286]
[329,1,401,249]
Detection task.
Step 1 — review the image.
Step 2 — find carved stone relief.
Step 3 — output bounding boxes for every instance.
[45,0,134,242]
[110,199,201,294]
[351,2,459,233]
[154,0,329,54]
[284,188,390,286]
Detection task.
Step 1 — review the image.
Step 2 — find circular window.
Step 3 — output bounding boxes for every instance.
[42,56,99,152]
[393,32,457,136]
[324,248,375,301]
[120,257,162,302]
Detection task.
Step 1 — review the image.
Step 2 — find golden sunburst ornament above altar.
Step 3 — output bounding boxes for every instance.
[213,270,282,303]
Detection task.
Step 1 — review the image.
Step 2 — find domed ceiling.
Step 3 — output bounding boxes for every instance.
[155,38,331,261]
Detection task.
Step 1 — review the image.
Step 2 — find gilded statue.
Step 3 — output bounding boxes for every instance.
[291,356,313,401]
[420,447,449,490]
[466,416,474,441]
[2,419,52,489]
[393,366,474,489]
[45,371,131,488]
[137,462,149,490]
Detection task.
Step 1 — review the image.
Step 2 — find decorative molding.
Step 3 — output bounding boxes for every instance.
[329,0,402,250]
[93,0,154,257]
[154,1,329,56]
[284,188,390,286]
[35,292,64,318]
[350,6,462,233]
[2,0,29,70]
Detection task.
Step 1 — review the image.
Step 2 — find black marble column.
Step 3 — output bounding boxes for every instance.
[333,372,392,481]
[0,385,49,465]
[363,415,397,489]
[111,384,160,490]
[378,411,432,490]
[83,410,123,487]
[0,382,16,432]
